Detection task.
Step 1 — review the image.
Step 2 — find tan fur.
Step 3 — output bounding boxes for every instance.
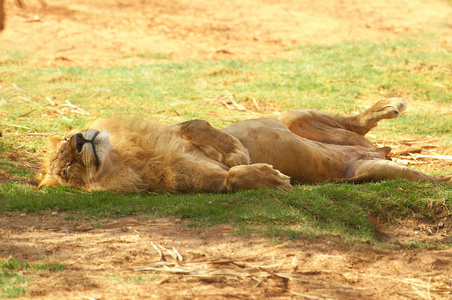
[39,98,452,193]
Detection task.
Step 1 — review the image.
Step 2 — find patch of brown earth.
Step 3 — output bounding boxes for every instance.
[1,0,452,66]
[1,214,451,299]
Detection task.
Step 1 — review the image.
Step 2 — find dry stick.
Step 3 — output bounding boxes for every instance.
[243,242,289,261]
[156,277,170,285]
[401,138,442,145]
[258,266,294,280]
[7,133,53,137]
[16,96,35,104]
[45,97,56,106]
[172,247,183,261]
[250,97,260,110]
[182,242,290,265]
[151,242,164,261]
[3,123,31,130]
[360,274,449,292]
[56,46,75,52]
[62,100,90,115]
[137,242,290,269]
[158,245,180,261]
[18,108,37,118]
[413,154,452,161]
[198,242,290,265]
[289,291,330,300]
[268,191,284,205]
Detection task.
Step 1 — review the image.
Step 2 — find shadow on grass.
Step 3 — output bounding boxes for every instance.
[1,180,450,243]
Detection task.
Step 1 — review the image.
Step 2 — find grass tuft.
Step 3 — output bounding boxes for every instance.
[0,257,65,298]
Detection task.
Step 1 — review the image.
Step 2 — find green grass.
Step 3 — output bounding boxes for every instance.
[1,35,452,246]
[0,257,65,298]
[1,36,451,136]
[0,159,33,179]
[1,180,450,243]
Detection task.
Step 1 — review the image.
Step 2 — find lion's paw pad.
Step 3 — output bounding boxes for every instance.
[377,98,407,118]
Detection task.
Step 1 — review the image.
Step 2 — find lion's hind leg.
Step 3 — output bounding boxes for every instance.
[352,98,407,135]
[344,159,452,185]
[280,98,406,141]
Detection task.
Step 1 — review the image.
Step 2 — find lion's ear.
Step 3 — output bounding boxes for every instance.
[38,175,60,189]
[47,136,63,150]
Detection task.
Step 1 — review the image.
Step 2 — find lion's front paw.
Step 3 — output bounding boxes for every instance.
[254,164,292,191]
[226,163,292,191]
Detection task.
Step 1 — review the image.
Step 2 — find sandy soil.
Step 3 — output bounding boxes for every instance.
[1,0,452,66]
[1,0,452,299]
[1,213,452,300]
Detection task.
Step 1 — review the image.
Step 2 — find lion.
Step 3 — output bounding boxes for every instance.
[38,98,452,193]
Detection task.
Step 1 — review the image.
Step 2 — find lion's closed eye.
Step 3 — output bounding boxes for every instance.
[62,165,69,178]
[61,167,67,178]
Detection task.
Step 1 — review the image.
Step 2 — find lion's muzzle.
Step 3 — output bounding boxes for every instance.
[74,130,101,169]
[78,129,111,172]
[75,131,100,153]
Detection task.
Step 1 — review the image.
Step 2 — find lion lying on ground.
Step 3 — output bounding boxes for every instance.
[38,98,452,193]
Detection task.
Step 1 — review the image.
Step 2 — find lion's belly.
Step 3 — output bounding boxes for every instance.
[222,118,379,184]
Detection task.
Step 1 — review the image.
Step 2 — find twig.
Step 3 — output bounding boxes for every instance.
[401,138,442,145]
[3,123,31,130]
[158,245,181,261]
[11,84,22,90]
[62,100,90,115]
[134,242,291,281]
[156,277,170,285]
[172,247,183,261]
[46,97,56,106]
[409,153,420,164]
[242,242,289,261]
[18,108,37,118]
[206,94,261,115]
[258,266,294,280]
[151,242,164,261]
[289,291,332,300]
[7,133,53,137]
[56,46,75,52]
[361,274,433,289]
[16,96,35,104]
[414,154,452,161]
[250,97,260,110]
[268,191,284,205]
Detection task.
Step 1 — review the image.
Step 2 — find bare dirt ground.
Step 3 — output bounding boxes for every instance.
[1,0,452,299]
[2,213,452,300]
[1,0,452,66]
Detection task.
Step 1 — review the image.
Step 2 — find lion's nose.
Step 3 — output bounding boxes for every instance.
[75,133,88,152]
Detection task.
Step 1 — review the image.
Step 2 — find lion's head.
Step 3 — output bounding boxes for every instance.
[39,129,111,190]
